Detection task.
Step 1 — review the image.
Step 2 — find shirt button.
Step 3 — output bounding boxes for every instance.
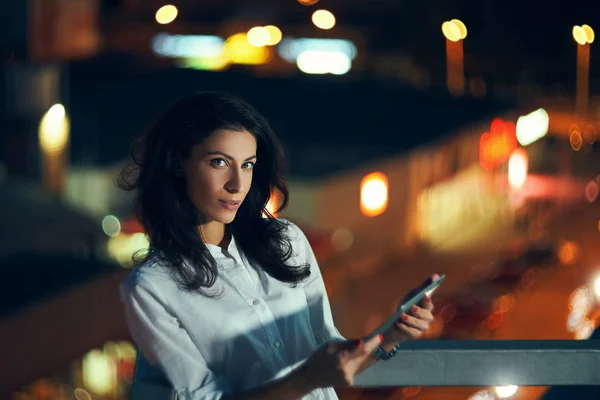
[274,340,281,348]
[252,299,260,306]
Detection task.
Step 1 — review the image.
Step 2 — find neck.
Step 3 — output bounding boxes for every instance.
[199,221,230,249]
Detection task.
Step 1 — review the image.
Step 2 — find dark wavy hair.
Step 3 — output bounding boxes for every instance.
[118,92,310,295]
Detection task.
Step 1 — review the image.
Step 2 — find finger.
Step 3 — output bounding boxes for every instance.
[398,313,429,331]
[409,305,434,321]
[396,322,424,339]
[420,294,434,311]
[349,334,382,360]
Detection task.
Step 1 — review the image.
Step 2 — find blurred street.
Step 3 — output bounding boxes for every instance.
[329,197,600,399]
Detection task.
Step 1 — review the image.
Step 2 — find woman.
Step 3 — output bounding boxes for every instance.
[119,92,437,400]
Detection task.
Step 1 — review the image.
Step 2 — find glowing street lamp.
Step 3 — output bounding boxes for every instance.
[573,25,594,120]
[442,19,467,96]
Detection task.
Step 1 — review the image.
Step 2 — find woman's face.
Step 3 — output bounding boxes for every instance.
[182,129,257,224]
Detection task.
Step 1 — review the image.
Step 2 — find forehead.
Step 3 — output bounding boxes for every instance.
[192,129,257,157]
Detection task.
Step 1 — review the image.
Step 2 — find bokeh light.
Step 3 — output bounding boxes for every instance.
[494,385,519,398]
[331,228,353,252]
[101,215,121,237]
[264,25,283,46]
[360,172,388,217]
[39,104,70,154]
[155,5,178,25]
[298,0,319,4]
[312,9,336,30]
[246,26,270,47]
[569,130,583,151]
[558,240,580,265]
[585,180,598,203]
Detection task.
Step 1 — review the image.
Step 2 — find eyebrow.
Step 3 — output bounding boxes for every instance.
[206,151,257,162]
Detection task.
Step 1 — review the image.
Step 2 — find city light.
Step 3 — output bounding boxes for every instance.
[312,9,336,30]
[39,103,70,154]
[573,24,595,45]
[479,118,517,170]
[247,26,270,47]
[278,37,357,63]
[224,33,271,65]
[151,33,225,58]
[516,108,549,146]
[298,0,319,4]
[494,385,518,398]
[264,25,283,46]
[155,5,178,25]
[102,215,121,238]
[360,172,388,217]
[296,50,351,75]
[442,19,467,42]
[508,148,528,188]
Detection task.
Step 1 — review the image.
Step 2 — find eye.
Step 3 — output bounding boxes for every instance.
[209,158,228,168]
[242,161,255,170]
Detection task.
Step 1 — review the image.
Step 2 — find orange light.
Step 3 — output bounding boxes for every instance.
[264,191,280,217]
[479,118,517,170]
[360,172,388,217]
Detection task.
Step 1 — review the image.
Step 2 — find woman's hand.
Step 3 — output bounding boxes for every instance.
[299,335,383,389]
[383,274,438,345]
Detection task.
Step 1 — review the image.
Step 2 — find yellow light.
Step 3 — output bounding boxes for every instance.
[573,26,587,45]
[246,26,270,47]
[82,350,117,395]
[573,25,594,45]
[155,5,178,25]
[298,0,319,4]
[224,33,271,65]
[582,24,595,44]
[264,25,283,46]
[39,103,70,154]
[360,172,388,217]
[442,21,461,42]
[312,9,336,30]
[451,19,467,39]
[508,148,528,188]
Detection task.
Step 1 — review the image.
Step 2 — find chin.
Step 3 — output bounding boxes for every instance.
[215,211,238,224]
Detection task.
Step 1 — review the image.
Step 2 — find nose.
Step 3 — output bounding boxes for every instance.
[225,168,245,194]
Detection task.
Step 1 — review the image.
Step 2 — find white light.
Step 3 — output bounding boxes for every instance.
[101,215,121,238]
[508,148,528,188]
[494,385,518,398]
[575,319,595,340]
[468,390,495,400]
[296,50,351,75]
[151,33,225,58]
[277,37,357,63]
[594,276,600,298]
[516,108,549,146]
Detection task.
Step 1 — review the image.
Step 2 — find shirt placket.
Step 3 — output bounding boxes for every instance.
[217,248,288,370]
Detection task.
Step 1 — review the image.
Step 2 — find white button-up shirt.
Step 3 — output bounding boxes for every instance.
[121,220,343,399]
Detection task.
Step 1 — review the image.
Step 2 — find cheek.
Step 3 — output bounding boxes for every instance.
[187,172,220,205]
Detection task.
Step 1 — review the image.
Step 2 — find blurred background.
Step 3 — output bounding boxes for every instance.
[1,0,600,399]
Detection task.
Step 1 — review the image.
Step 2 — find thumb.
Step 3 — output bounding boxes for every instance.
[351,334,383,360]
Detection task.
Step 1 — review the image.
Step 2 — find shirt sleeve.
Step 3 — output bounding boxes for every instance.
[121,274,232,400]
[288,221,346,345]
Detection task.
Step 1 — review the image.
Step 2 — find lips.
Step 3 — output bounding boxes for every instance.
[218,200,242,211]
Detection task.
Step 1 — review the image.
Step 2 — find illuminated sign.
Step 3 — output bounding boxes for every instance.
[479,118,517,170]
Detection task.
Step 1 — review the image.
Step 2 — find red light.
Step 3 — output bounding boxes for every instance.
[479,118,518,170]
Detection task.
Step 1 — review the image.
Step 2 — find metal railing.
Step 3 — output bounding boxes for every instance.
[131,339,600,399]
